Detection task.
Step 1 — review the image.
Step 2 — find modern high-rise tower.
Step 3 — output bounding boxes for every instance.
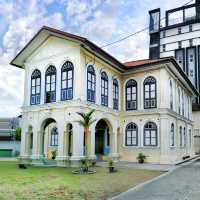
[149,0,200,106]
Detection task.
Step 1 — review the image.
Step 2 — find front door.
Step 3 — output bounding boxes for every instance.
[95,131,104,155]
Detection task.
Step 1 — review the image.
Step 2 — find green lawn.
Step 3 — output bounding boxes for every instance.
[0,161,162,200]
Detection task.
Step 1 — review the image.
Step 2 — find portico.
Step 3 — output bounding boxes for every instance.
[20,107,119,166]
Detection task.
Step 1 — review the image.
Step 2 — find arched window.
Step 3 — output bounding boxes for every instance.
[30,69,41,105]
[45,65,56,103]
[182,92,184,116]
[185,96,190,119]
[87,65,96,102]
[189,129,192,148]
[113,79,119,110]
[50,127,58,146]
[183,127,186,147]
[188,97,190,119]
[178,88,181,114]
[101,72,108,106]
[170,80,173,110]
[144,76,156,109]
[180,126,183,147]
[126,79,137,110]
[125,123,138,146]
[170,123,175,147]
[61,61,73,101]
[144,122,157,146]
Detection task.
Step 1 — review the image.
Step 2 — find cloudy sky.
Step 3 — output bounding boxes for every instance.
[0,0,194,117]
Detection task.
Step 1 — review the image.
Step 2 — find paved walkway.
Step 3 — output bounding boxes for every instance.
[97,161,177,171]
[111,159,200,200]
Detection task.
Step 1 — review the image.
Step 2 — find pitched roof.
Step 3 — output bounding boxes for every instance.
[124,57,199,96]
[10,26,125,71]
[123,58,170,68]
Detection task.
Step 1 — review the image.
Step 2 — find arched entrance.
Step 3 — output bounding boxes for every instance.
[40,118,58,160]
[95,119,111,160]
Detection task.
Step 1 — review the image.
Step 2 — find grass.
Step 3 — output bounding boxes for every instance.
[0,161,162,200]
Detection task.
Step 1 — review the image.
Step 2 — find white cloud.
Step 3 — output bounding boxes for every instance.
[0,0,65,117]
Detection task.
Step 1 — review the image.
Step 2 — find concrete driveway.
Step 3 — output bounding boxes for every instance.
[111,159,200,200]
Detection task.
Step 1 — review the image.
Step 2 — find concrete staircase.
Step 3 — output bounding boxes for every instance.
[43,159,57,167]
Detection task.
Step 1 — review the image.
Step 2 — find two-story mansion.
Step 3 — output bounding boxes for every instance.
[10,26,198,166]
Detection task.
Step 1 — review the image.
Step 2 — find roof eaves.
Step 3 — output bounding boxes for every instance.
[10,26,125,71]
[123,57,199,96]
[124,58,169,71]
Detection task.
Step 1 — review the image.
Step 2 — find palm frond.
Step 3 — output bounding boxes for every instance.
[88,119,96,126]
[76,112,85,119]
[87,109,95,118]
[76,109,95,129]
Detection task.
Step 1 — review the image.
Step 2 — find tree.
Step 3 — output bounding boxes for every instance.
[76,109,96,156]
[15,127,21,141]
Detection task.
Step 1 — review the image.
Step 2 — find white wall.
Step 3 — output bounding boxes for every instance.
[20,35,195,164]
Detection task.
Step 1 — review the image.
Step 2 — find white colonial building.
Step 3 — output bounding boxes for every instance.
[10,26,198,166]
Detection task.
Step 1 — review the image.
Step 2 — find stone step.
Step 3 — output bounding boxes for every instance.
[43,160,57,165]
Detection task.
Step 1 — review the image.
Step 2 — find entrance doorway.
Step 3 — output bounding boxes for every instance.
[95,119,110,160]
[41,118,58,160]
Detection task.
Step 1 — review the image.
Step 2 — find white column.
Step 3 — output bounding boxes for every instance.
[40,68,45,105]
[109,76,113,109]
[111,126,119,159]
[160,117,170,164]
[32,130,43,160]
[56,67,61,102]
[159,70,168,108]
[80,61,87,101]
[20,118,29,158]
[89,124,96,159]
[96,69,101,105]
[63,131,68,157]
[70,123,84,160]
[20,130,28,157]
[56,120,66,160]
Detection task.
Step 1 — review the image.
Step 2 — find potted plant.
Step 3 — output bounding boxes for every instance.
[137,153,146,164]
[90,160,96,167]
[80,157,89,173]
[51,150,56,160]
[108,160,114,173]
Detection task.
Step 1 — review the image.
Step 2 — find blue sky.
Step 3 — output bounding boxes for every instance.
[0,0,194,117]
